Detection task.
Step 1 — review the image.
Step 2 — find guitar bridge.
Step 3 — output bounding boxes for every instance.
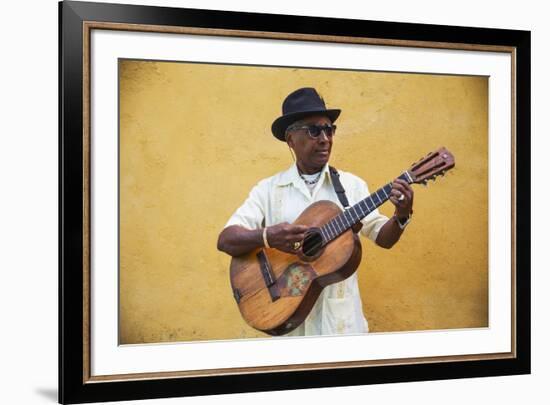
[257,250,281,302]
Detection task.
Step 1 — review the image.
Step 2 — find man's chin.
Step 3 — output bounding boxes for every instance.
[315,154,330,166]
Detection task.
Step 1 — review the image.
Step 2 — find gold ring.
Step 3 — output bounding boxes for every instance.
[293,242,301,250]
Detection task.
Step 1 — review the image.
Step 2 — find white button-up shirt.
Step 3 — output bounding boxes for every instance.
[225,163,389,336]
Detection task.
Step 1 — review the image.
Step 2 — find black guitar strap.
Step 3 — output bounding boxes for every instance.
[328,166,350,209]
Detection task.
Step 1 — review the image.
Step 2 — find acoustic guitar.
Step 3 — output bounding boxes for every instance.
[229,147,455,336]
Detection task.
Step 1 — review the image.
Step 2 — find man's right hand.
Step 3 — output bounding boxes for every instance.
[266,222,309,254]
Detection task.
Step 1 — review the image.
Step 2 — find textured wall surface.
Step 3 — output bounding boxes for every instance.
[119,59,488,344]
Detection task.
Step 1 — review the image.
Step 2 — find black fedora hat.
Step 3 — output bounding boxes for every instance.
[271,87,341,141]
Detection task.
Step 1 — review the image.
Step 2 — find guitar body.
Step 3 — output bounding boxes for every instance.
[229,200,362,336]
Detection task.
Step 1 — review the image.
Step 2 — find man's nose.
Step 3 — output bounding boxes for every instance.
[317,130,331,142]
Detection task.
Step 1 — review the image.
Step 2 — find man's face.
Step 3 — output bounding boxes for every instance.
[287,115,334,174]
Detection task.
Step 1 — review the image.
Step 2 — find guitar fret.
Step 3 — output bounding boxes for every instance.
[326,226,332,242]
[373,193,381,204]
[342,211,350,228]
[320,226,328,243]
[368,196,376,209]
[351,205,360,221]
[332,219,340,235]
[350,209,358,224]
[358,201,367,216]
[399,172,410,183]
[328,224,336,240]
[331,220,340,235]
[342,214,349,229]
[337,215,346,230]
[380,187,389,199]
[348,211,355,226]
[336,215,346,234]
[336,215,343,230]
[327,223,334,240]
[344,212,352,227]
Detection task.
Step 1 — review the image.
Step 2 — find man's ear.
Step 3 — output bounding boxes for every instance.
[286,133,294,148]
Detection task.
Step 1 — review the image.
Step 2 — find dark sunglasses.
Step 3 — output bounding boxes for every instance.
[288,124,337,139]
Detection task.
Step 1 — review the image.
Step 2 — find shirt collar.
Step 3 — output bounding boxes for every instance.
[276,162,332,187]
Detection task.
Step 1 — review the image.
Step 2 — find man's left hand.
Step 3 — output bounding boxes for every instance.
[389,178,414,218]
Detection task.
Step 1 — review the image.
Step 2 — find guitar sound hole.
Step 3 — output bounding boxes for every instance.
[302,229,324,258]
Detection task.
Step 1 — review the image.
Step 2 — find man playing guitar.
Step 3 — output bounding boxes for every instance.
[217,87,414,336]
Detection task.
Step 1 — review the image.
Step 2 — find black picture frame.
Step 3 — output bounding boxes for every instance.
[59,0,531,403]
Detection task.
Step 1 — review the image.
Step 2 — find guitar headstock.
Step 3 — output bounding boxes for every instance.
[408,147,455,185]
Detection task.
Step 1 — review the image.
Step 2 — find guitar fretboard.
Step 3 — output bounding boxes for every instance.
[319,171,413,244]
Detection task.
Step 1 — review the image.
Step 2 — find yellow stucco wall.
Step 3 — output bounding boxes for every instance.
[119,59,488,344]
